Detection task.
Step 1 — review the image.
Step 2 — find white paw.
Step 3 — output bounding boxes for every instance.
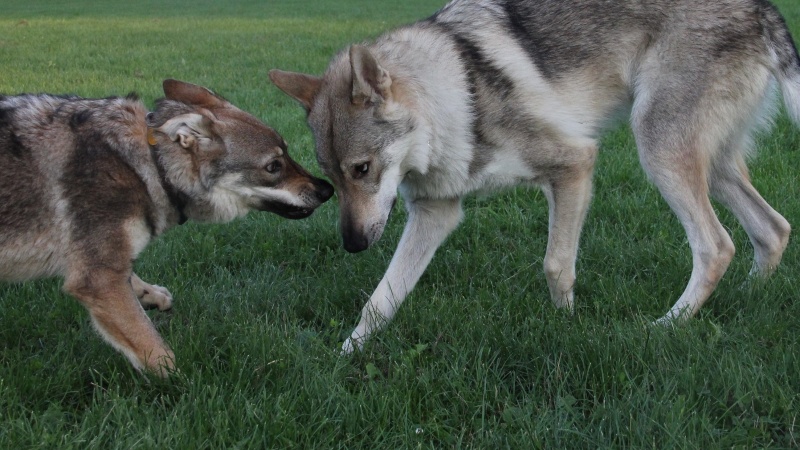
[140,284,173,311]
[340,333,365,355]
[652,315,674,327]
[549,289,575,312]
[652,310,688,327]
[341,338,356,355]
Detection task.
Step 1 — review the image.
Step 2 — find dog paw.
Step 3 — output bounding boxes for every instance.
[143,348,176,378]
[651,315,674,327]
[341,339,355,355]
[139,284,173,311]
[341,337,363,355]
[652,312,688,328]
[740,267,771,291]
[551,294,575,311]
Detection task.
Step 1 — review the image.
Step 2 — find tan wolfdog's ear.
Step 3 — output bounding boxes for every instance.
[349,45,392,106]
[269,69,322,111]
[157,113,215,150]
[162,79,223,108]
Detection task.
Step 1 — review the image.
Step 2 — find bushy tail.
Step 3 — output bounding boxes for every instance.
[762,2,800,124]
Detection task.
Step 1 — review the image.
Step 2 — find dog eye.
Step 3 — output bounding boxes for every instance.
[265,160,282,174]
[353,162,370,179]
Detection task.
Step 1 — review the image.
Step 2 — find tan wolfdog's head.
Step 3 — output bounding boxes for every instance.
[149,79,334,223]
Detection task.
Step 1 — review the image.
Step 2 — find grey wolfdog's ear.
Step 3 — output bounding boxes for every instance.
[162,79,224,109]
[269,69,322,111]
[156,113,215,150]
[349,45,392,106]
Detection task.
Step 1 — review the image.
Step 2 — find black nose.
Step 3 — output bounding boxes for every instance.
[341,219,369,253]
[342,233,369,253]
[314,178,334,202]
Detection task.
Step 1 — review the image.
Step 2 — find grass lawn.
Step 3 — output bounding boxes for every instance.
[1,0,799,448]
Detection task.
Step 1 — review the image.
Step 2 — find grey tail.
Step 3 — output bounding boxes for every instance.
[761,2,800,124]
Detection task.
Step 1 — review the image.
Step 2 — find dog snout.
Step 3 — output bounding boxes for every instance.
[313,177,334,203]
[343,231,369,253]
[341,216,369,253]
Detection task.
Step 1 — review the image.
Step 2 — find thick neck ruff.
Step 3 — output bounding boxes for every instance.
[147,127,189,225]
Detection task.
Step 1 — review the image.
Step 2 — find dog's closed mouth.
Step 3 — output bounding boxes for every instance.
[260,201,314,219]
[280,208,314,219]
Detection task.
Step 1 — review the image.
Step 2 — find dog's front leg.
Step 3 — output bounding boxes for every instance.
[131,272,173,311]
[343,197,463,354]
[65,269,175,377]
[541,153,596,311]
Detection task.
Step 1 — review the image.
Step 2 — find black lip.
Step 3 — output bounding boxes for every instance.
[275,208,314,220]
[260,201,314,220]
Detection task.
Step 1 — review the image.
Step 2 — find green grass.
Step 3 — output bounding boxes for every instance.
[1,0,799,448]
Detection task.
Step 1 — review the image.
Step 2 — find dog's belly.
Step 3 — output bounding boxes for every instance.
[0,233,66,281]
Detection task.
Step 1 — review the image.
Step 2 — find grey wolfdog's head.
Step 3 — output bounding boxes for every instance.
[270,46,422,252]
[148,79,334,223]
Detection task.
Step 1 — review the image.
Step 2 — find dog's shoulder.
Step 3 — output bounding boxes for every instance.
[1,93,148,152]
[57,94,148,143]
[1,91,162,229]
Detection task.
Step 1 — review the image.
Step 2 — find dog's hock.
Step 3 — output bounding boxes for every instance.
[349,45,392,105]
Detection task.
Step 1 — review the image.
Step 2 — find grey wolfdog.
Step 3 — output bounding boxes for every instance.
[0,80,333,375]
[271,0,800,353]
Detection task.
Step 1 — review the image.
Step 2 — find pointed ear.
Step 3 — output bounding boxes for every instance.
[162,79,223,108]
[269,69,322,111]
[157,113,215,150]
[349,45,392,106]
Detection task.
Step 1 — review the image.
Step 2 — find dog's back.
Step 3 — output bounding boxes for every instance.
[423,0,799,139]
[0,94,151,281]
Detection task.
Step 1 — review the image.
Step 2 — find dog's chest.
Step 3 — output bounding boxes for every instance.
[124,219,153,260]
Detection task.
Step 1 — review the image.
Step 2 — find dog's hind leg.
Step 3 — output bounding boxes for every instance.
[65,269,175,377]
[632,78,738,323]
[131,272,174,311]
[709,153,790,278]
[541,143,597,311]
[636,142,735,322]
[628,37,797,323]
[343,197,463,354]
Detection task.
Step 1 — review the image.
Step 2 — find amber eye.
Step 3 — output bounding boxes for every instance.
[353,162,370,179]
[265,160,282,174]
